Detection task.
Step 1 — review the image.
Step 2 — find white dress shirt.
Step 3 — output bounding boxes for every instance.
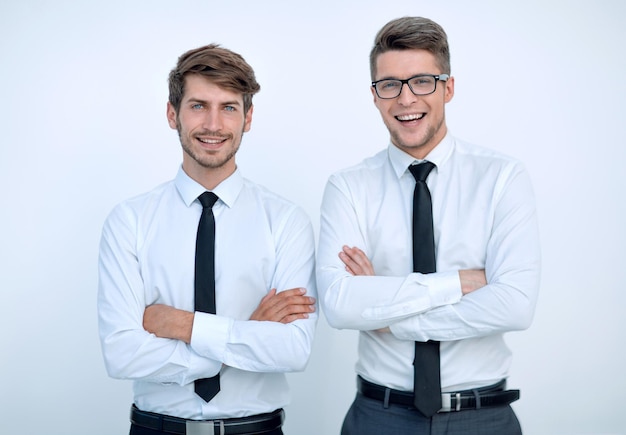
[98,167,317,419]
[317,133,540,392]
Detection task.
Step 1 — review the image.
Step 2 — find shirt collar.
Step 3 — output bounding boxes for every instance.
[175,166,244,208]
[388,132,454,178]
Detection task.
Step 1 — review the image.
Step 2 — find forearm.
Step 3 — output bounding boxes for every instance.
[459,269,488,295]
[319,271,461,331]
[99,317,220,383]
[143,304,195,343]
[391,164,542,341]
[328,246,485,333]
[191,313,317,372]
[318,179,462,331]
[392,198,540,341]
[98,218,220,384]
[390,268,540,341]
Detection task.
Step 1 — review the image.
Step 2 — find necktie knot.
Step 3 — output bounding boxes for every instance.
[198,191,219,209]
[409,161,436,182]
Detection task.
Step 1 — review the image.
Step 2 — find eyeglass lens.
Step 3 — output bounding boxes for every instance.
[375,76,438,98]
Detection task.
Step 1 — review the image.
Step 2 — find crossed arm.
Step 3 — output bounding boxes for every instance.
[339,245,486,295]
[143,288,316,343]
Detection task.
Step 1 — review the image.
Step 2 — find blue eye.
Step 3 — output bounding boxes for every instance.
[380,81,401,90]
[224,106,236,112]
[191,103,204,110]
[409,76,435,89]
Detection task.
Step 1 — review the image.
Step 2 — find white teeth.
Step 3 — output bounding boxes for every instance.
[198,138,225,144]
[396,113,424,121]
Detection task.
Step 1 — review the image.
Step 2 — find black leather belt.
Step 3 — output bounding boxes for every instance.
[130,405,284,435]
[357,376,520,412]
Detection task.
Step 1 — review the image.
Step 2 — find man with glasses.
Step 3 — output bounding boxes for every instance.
[317,17,540,434]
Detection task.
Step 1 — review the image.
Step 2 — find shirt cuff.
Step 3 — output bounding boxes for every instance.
[419,270,462,306]
[361,271,462,322]
[389,315,424,341]
[388,271,462,341]
[190,312,233,361]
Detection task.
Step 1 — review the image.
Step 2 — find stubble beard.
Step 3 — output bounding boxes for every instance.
[178,125,243,170]
[389,116,445,155]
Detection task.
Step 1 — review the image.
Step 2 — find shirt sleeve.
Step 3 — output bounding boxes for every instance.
[189,206,318,372]
[316,175,462,331]
[389,163,541,341]
[97,204,221,385]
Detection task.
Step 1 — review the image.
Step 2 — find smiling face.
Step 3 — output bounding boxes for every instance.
[167,74,252,188]
[372,49,454,159]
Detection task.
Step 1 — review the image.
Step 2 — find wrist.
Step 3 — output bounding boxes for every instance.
[459,269,487,295]
[178,311,194,343]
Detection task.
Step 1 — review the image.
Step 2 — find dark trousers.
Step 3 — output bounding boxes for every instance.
[341,393,522,435]
[130,423,283,435]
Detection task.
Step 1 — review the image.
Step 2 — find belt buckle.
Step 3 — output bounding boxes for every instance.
[439,393,461,413]
[186,419,225,435]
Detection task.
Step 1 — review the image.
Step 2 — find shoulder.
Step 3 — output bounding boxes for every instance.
[104,180,174,227]
[453,138,523,167]
[449,138,534,199]
[328,148,389,186]
[450,137,528,178]
[240,178,311,225]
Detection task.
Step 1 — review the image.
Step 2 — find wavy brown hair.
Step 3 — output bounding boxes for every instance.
[168,43,260,114]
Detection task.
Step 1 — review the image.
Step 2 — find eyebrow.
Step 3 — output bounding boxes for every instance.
[377,73,436,81]
[186,97,242,107]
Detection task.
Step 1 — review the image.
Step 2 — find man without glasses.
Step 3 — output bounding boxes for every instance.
[98,43,317,435]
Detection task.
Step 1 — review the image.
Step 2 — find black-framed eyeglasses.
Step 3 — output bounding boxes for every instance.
[371,74,450,99]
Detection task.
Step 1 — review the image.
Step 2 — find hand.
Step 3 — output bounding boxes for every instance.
[339,245,375,276]
[249,288,316,323]
[459,269,487,295]
[143,304,194,343]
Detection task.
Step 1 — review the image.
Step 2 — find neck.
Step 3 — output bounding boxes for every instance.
[182,160,236,191]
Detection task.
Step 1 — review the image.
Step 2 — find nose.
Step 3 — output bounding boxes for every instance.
[202,108,223,131]
[397,82,417,105]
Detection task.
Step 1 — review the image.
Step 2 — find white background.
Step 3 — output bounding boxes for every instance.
[1,1,624,434]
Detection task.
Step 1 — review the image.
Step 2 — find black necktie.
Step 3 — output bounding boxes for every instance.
[408,162,441,417]
[194,192,220,402]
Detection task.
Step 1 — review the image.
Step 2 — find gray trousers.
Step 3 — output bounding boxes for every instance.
[341,393,522,435]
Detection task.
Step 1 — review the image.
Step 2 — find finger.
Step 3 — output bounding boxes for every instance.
[277,306,315,323]
[344,246,375,275]
[339,251,362,274]
[345,264,356,275]
[343,245,364,257]
[341,245,361,263]
[259,288,278,305]
[268,289,307,308]
[271,296,316,316]
[272,297,316,318]
[258,288,302,312]
[259,292,313,319]
[280,312,310,324]
[345,247,368,267]
[285,287,307,296]
[342,246,370,270]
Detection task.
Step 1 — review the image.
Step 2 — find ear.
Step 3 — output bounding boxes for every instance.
[243,105,254,133]
[371,85,385,114]
[166,102,178,130]
[444,76,455,103]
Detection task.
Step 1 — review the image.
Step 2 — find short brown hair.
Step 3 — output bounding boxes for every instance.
[168,43,260,114]
[369,17,451,80]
